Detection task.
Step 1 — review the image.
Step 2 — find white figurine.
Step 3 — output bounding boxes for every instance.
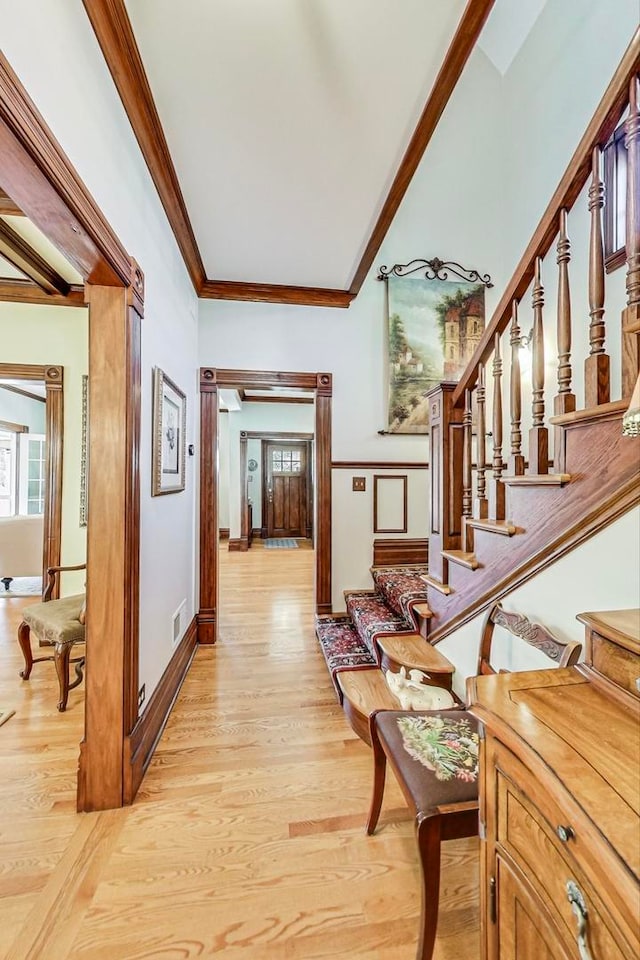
[385,666,456,710]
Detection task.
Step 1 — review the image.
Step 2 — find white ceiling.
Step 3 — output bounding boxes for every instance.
[125,0,467,289]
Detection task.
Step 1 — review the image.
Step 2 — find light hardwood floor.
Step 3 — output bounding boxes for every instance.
[0,543,478,959]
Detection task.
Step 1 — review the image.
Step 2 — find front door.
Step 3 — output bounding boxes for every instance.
[264,441,308,538]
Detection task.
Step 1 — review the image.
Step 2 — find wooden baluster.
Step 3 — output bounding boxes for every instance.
[489,333,505,520]
[462,388,472,519]
[555,209,576,415]
[529,257,549,474]
[508,300,525,476]
[623,74,640,396]
[474,363,488,519]
[585,146,610,407]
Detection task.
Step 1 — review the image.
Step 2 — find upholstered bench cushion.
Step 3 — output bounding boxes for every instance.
[375,709,480,811]
[22,594,86,647]
[371,566,429,622]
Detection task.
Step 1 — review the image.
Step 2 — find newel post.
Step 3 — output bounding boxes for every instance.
[426,382,464,587]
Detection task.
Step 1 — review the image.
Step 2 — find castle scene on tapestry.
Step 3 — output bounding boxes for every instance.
[386,276,486,433]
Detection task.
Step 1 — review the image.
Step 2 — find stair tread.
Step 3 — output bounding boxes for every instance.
[442,549,480,570]
[502,473,570,487]
[376,634,454,674]
[467,518,517,536]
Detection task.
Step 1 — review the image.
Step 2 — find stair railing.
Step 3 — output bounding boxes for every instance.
[426,31,640,590]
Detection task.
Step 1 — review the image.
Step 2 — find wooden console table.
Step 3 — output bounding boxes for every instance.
[469,609,639,960]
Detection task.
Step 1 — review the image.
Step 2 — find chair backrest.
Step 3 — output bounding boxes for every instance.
[476,601,582,677]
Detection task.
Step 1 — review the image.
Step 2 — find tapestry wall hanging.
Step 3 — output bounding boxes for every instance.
[379,258,493,434]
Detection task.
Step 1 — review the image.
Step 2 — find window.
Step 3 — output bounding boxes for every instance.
[0,430,16,518]
[19,435,46,515]
[603,120,627,272]
[0,430,46,517]
[272,449,302,474]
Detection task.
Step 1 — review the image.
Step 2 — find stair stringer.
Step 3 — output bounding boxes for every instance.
[426,406,640,644]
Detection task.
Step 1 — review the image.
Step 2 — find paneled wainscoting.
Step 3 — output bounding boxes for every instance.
[0,544,478,959]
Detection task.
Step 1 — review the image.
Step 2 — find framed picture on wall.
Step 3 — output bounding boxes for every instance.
[152,366,186,496]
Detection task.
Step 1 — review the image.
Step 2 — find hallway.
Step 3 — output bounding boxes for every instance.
[0,546,478,959]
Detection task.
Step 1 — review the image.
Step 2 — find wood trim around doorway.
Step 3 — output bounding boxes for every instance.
[0,51,143,811]
[199,369,332,642]
[0,362,63,592]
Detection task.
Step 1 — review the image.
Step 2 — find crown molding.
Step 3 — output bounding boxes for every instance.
[82,0,206,291]
[0,218,69,294]
[200,280,353,308]
[0,188,23,216]
[348,0,495,295]
[83,0,493,306]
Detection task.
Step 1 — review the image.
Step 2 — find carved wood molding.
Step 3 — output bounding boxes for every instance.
[0,51,130,286]
[200,368,328,392]
[332,460,429,469]
[453,28,640,406]
[200,280,354,308]
[0,279,86,307]
[0,187,23,215]
[82,0,205,291]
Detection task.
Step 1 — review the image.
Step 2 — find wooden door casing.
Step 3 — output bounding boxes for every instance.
[265,441,308,538]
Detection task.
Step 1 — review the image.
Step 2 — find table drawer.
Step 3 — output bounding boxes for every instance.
[496,771,635,959]
[590,630,640,699]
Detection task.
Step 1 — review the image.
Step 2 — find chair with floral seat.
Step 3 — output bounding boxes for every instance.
[365,601,582,960]
[17,563,86,712]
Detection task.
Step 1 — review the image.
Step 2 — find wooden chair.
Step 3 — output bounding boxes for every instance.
[365,601,582,960]
[17,563,86,712]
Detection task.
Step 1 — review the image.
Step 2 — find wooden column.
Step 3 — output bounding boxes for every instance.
[462,388,473,519]
[474,363,488,519]
[43,365,64,597]
[78,266,142,812]
[488,334,506,519]
[508,301,525,476]
[554,210,576,416]
[623,75,640,393]
[427,382,463,586]
[585,146,610,407]
[529,257,549,475]
[199,368,218,644]
[315,373,332,615]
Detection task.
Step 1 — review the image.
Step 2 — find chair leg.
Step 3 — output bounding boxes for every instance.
[18,621,33,680]
[54,642,71,712]
[365,715,387,835]
[415,813,442,960]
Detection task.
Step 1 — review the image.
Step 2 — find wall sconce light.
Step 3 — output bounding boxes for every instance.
[622,373,640,436]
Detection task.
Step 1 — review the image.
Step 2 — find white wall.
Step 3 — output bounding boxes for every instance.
[438,507,640,698]
[0,0,200,703]
[0,386,46,434]
[0,303,88,593]
[199,50,505,607]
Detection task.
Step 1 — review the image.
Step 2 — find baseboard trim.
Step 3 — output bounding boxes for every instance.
[316,601,333,616]
[219,527,230,540]
[197,609,216,644]
[123,615,198,804]
[373,537,429,567]
[228,537,248,552]
[251,527,262,539]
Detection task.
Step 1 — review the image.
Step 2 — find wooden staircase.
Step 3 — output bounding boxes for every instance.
[422,38,640,644]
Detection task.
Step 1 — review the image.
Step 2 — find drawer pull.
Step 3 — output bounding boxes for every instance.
[556,824,575,842]
[566,881,594,960]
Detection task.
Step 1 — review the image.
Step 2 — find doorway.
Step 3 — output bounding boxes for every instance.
[263,439,312,540]
[199,368,333,644]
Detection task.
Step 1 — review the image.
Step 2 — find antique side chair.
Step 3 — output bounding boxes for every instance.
[18,563,87,712]
[365,601,582,960]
